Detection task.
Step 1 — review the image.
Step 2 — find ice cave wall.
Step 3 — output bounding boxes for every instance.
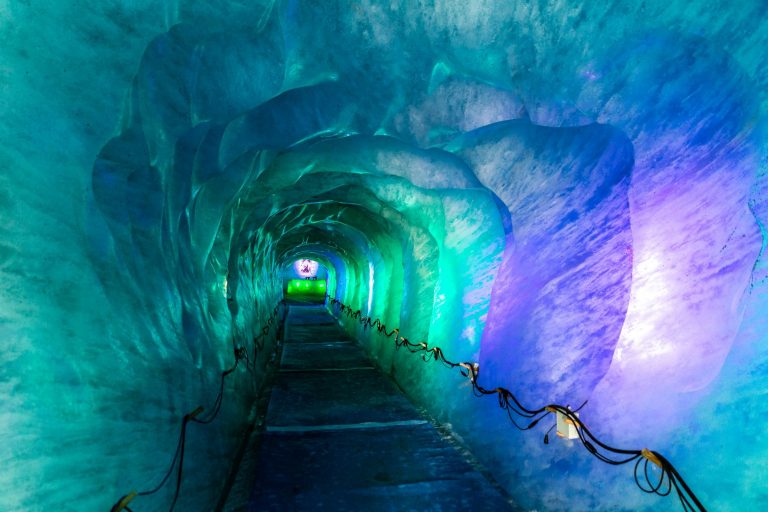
[1,1,768,511]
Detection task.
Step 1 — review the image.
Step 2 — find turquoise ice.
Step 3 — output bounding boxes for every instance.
[1,1,767,510]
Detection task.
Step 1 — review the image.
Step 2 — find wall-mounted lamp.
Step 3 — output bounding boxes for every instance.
[546,406,580,440]
[557,410,580,440]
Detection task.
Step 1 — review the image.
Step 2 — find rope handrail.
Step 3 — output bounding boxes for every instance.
[109,300,287,512]
[326,294,706,512]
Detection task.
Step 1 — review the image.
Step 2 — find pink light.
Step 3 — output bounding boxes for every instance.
[294,259,319,278]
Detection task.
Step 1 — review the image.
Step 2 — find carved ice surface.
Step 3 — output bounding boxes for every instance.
[1,1,767,511]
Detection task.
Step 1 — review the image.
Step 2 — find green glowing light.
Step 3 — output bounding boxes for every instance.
[285,279,328,301]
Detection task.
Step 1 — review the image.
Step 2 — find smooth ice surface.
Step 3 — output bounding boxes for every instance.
[1,1,768,511]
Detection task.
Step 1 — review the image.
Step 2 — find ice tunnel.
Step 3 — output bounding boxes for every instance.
[1,1,768,510]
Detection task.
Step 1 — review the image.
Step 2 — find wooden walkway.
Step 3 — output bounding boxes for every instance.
[221,304,516,511]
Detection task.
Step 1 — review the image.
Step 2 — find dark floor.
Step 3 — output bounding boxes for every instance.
[221,304,515,511]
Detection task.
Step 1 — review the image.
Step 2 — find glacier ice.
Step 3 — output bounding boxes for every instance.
[1,1,767,511]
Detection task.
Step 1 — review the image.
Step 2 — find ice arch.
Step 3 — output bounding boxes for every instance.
[1,2,767,511]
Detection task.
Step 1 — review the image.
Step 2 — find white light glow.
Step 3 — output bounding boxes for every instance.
[294,259,319,278]
[367,262,374,314]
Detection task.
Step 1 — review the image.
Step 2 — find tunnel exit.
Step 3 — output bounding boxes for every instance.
[284,259,328,303]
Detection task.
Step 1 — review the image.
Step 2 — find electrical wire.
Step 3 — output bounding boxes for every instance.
[326,295,706,512]
[109,300,287,512]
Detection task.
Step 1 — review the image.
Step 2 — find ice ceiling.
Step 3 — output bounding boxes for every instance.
[1,1,768,510]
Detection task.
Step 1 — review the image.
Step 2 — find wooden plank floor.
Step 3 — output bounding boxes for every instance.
[221,305,516,512]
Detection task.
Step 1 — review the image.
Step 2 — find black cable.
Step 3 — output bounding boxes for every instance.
[136,424,184,496]
[191,361,237,425]
[110,300,287,512]
[325,294,706,512]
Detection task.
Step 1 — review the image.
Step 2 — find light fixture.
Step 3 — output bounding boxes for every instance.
[294,258,319,278]
[546,407,581,440]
